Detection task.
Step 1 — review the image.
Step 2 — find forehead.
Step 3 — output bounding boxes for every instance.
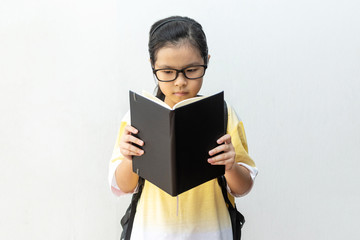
[154,43,203,68]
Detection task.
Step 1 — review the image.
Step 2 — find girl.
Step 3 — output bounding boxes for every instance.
[109,16,258,240]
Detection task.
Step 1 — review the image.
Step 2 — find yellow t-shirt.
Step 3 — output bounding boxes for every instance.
[109,104,257,240]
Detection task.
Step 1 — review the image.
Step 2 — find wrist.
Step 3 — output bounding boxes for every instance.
[225,159,237,172]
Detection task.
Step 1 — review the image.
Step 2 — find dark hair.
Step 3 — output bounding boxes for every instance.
[148,16,208,100]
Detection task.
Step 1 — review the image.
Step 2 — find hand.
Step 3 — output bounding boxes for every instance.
[119,125,144,161]
[208,134,236,171]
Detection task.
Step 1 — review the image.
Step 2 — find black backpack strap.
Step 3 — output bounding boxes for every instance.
[217,175,245,240]
[220,100,245,240]
[120,177,145,240]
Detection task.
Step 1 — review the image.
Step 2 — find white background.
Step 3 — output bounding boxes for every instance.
[1,0,359,239]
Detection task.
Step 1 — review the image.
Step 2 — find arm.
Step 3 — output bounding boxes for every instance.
[208,105,257,196]
[115,125,144,193]
[208,134,253,196]
[225,163,253,196]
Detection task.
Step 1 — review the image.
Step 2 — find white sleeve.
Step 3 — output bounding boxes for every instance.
[227,162,258,198]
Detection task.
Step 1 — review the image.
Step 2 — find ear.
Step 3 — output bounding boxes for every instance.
[207,54,211,63]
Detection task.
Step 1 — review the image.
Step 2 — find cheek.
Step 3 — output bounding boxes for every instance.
[158,82,170,94]
[191,79,203,91]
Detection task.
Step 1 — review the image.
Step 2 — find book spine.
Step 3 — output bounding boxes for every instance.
[169,111,177,195]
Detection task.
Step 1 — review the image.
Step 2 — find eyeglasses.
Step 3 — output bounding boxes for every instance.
[152,65,207,82]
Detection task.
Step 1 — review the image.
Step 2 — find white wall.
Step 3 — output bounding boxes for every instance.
[1,0,359,239]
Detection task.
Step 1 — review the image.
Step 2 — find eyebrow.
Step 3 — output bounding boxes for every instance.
[156,62,204,69]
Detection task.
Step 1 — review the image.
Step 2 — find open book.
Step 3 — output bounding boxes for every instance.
[129,90,225,196]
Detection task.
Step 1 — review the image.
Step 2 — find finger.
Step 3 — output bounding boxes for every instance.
[124,125,139,135]
[124,134,144,146]
[209,144,230,156]
[120,146,144,157]
[208,158,236,171]
[216,134,231,144]
[120,142,144,156]
[208,152,231,163]
[120,148,141,157]
[209,159,227,166]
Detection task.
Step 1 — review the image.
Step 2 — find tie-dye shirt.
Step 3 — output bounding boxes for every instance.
[109,103,258,240]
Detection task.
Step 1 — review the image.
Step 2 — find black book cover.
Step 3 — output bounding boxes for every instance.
[129,90,225,196]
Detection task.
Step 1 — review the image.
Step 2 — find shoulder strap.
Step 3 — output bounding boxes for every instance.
[121,177,145,240]
[217,175,245,240]
[219,101,245,240]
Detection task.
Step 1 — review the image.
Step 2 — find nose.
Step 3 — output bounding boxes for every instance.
[174,72,187,86]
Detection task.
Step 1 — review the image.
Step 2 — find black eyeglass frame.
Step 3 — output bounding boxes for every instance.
[152,65,208,82]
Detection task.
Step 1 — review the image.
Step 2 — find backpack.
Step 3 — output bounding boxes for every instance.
[120,101,245,240]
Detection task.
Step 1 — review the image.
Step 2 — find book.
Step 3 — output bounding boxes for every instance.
[129,90,225,196]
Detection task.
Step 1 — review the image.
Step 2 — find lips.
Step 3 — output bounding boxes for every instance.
[174,92,188,96]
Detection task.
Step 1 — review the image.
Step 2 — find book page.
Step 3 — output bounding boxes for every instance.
[140,90,213,110]
[172,96,205,109]
[141,90,171,109]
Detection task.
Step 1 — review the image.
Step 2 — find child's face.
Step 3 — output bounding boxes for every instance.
[154,43,204,108]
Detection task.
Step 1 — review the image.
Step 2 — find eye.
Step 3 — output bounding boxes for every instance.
[185,67,199,73]
[160,69,175,74]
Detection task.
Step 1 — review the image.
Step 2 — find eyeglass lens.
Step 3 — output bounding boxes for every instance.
[156,66,205,81]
